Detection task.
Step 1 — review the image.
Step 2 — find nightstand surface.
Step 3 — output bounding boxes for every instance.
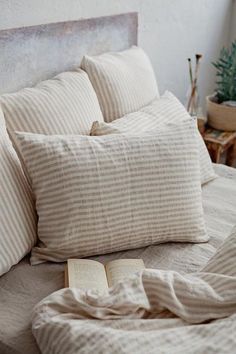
[203,128,236,167]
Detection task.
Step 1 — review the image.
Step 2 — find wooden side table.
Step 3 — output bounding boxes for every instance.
[203,128,236,167]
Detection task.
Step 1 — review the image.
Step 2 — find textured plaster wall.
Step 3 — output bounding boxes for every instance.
[0,0,234,110]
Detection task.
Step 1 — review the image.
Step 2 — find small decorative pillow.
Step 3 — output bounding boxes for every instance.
[0,69,103,136]
[0,107,36,276]
[91,91,217,185]
[15,120,208,265]
[81,46,159,122]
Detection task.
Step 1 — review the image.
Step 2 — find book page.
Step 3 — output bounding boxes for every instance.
[105,259,145,287]
[67,259,108,293]
[64,265,69,287]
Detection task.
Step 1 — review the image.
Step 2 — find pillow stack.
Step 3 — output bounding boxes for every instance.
[0,46,214,273]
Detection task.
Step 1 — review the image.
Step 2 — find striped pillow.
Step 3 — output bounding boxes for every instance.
[91,91,216,185]
[0,69,103,136]
[0,107,36,276]
[81,46,159,122]
[15,120,208,265]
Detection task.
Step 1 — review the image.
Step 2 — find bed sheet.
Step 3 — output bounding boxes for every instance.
[0,163,235,354]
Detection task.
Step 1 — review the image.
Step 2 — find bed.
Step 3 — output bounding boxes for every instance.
[0,13,235,354]
[0,164,235,353]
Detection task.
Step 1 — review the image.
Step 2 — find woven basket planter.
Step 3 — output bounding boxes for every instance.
[206,95,236,131]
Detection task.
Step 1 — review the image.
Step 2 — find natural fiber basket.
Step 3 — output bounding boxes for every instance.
[206,95,236,131]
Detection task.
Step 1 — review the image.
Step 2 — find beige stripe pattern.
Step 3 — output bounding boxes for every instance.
[81,46,159,122]
[0,107,37,276]
[15,119,207,265]
[91,91,217,185]
[32,225,236,354]
[0,69,103,136]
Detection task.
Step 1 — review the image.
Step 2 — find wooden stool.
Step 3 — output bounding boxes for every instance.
[203,128,236,167]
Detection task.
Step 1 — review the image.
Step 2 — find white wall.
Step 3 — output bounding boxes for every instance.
[0,0,233,110]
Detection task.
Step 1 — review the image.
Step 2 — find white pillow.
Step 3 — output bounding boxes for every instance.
[15,120,208,265]
[0,69,103,136]
[0,107,36,276]
[91,91,217,185]
[81,46,159,122]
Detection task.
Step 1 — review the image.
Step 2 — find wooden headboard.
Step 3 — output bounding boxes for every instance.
[0,13,138,94]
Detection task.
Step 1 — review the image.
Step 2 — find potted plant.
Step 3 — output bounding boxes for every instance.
[206,40,236,131]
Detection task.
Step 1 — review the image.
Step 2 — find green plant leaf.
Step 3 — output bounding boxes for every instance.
[213,40,236,101]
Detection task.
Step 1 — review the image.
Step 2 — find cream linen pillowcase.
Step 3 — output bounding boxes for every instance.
[0,69,104,136]
[91,91,216,185]
[81,46,159,122]
[0,107,36,276]
[15,120,208,265]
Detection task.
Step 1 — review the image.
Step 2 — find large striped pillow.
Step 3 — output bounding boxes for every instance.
[81,46,159,122]
[0,69,103,136]
[91,91,216,185]
[0,107,37,276]
[15,120,208,265]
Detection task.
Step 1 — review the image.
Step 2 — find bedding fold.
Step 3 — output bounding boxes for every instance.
[32,225,236,354]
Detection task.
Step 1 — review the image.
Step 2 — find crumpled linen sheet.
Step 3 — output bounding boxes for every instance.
[32,225,236,354]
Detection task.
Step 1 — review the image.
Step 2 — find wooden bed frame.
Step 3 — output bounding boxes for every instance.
[0,13,138,94]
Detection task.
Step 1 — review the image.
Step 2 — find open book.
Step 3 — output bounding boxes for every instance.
[65,258,145,292]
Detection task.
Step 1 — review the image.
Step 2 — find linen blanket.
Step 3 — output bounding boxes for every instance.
[32,225,236,354]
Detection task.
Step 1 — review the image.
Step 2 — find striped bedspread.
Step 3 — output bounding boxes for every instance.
[32,225,236,354]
